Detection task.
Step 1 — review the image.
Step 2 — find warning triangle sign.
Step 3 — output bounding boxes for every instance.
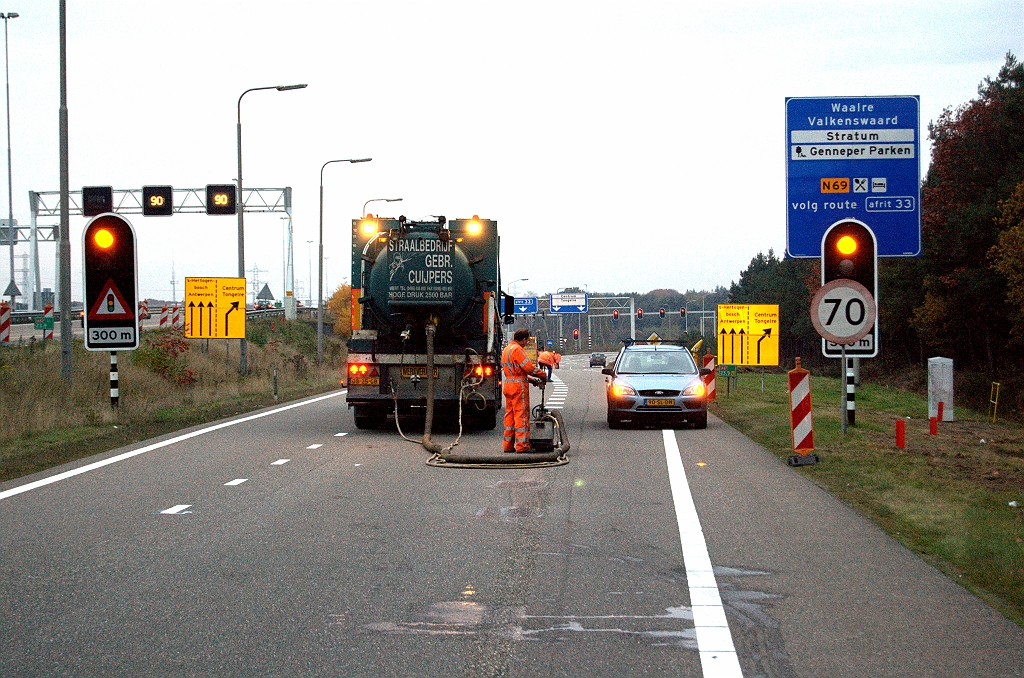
[88,278,135,321]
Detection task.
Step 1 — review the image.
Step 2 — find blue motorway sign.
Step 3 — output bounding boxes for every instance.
[549,292,588,314]
[786,96,920,257]
[514,297,538,314]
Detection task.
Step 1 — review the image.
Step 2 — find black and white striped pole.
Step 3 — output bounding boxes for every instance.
[109,351,119,409]
[846,356,856,426]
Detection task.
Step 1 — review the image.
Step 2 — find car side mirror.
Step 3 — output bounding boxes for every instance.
[699,368,712,377]
[601,367,613,376]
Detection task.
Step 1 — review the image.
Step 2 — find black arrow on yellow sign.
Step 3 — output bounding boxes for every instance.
[757,327,772,365]
[225,301,239,336]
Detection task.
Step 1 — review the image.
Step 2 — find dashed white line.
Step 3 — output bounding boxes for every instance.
[662,429,743,677]
[334,432,348,437]
[223,478,248,486]
[306,444,323,450]
[271,459,290,465]
[159,504,192,515]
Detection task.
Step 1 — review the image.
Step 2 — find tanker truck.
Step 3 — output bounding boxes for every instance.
[345,215,508,431]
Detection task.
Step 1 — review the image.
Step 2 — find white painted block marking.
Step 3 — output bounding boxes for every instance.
[334,432,348,437]
[160,504,192,515]
[662,429,743,677]
[271,459,290,465]
[306,444,323,450]
[224,478,248,486]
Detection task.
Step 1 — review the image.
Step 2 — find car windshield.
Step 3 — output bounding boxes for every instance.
[616,350,697,375]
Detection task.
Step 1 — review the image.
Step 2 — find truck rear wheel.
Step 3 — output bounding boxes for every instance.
[353,405,387,430]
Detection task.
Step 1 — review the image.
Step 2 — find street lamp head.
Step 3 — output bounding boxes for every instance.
[386,198,403,202]
[1,13,18,19]
[351,158,372,163]
[276,83,307,91]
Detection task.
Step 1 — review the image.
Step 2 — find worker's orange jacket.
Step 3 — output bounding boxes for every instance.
[538,350,555,366]
[501,341,542,395]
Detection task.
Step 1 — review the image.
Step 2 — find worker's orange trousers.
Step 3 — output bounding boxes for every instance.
[502,386,532,452]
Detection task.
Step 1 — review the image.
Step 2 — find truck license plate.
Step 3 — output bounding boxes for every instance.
[349,377,379,386]
[646,398,674,407]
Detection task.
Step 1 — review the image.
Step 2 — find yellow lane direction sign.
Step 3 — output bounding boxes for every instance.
[184,277,246,339]
[716,304,780,366]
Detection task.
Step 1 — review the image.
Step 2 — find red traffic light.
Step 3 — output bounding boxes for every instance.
[659,308,665,318]
[680,307,686,318]
[573,329,579,339]
[612,309,619,320]
[637,308,643,319]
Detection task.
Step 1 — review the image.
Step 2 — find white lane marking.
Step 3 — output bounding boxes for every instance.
[306,444,323,450]
[354,463,362,467]
[0,390,349,501]
[334,432,348,437]
[160,504,192,515]
[662,429,744,677]
[271,459,290,465]
[224,478,248,486]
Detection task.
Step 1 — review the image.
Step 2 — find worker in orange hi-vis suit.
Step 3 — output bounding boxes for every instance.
[538,349,555,380]
[501,327,546,453]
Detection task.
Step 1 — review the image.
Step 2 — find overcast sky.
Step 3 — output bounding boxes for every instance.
[3,0,1022,306]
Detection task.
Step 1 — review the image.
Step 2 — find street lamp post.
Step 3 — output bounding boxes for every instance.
[306,240,313,307]
[318,158,372,366]
[2,12,18,306]
[236,82,306,374]
[362,197,402,217]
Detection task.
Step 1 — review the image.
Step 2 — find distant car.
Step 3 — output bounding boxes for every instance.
[589,352,606,367]
[603,341,710,429]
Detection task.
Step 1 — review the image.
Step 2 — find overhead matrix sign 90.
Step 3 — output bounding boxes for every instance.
[785,96,920,258]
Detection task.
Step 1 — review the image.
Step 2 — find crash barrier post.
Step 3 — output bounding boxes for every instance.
[787,357,819,466]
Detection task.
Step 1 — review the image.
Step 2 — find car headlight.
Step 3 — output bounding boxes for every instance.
[611,381,636,397]
[682,381,706,397]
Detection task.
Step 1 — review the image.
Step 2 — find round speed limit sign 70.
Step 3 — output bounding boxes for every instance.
[810,279,877,345]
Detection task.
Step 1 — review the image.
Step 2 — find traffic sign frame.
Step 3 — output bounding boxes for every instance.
[82,213,139,351]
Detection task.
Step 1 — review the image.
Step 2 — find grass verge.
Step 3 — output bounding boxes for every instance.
[711,370,1024,627]
[0,319,345,484]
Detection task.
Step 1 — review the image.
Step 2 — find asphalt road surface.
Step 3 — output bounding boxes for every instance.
[2,354,1022,677]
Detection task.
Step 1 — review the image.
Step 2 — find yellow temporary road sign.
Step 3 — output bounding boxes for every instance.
[184,277,246,339]
[647,332,662,345]
[716,304,780,366]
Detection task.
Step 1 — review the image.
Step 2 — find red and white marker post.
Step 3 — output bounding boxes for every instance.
[703,351,716,402]
[0,300,9,343]
[43,303,54,341]
[171,304,180,329]
[787,357,819,466]
[159,304,169,329]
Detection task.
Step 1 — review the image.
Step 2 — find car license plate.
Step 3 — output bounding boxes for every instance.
[646,398,674,407]
[401,366,439,378]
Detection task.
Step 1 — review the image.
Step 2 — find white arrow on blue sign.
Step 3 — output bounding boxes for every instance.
[549,292,588,314]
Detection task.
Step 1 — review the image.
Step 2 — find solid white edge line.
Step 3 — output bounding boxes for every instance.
[662,429,744,678]
[0,390,349,501]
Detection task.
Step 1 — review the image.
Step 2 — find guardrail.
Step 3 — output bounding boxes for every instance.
[8,306,319,324]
